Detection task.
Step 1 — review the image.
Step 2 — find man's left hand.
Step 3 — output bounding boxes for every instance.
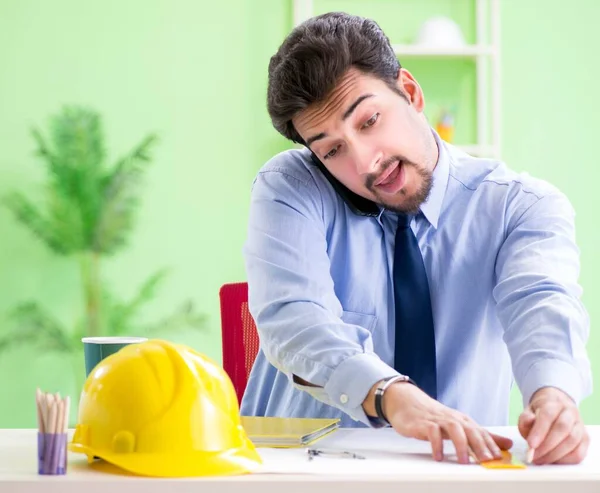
[518,387,589,465]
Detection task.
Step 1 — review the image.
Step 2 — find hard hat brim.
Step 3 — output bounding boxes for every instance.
[69,441,263,477]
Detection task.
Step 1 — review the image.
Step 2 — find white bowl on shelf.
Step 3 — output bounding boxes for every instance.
[414,16,466,48]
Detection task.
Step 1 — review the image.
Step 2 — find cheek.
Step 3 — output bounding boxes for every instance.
[403,165,426,192]
[383,112,423,155]
[338,167,363,189]
[330,165,373,197]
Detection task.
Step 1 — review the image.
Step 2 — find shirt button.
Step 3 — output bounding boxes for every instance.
[340,394,349,404]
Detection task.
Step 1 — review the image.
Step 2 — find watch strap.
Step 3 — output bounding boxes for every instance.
[374,375,416,424]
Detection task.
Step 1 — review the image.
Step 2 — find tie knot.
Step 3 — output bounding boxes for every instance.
[397,213,412,229]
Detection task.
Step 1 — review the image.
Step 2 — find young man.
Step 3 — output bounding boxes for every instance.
[240,12,592,465]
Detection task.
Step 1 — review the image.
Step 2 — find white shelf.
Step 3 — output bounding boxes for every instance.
[291,0,501,161]
[392,44,494,58]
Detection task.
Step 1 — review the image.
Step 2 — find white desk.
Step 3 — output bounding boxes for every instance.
[1,426,598,493]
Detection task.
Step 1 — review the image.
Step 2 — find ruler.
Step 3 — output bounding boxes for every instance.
[480,450,527,469]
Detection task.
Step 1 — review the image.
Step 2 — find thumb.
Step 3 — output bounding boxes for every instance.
[518,406,536,440]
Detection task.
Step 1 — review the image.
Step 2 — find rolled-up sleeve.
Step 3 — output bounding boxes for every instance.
[493,191,592,407]
[243,166,397,425]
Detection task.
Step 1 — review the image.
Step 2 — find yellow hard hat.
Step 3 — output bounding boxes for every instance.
[69,339,262,477]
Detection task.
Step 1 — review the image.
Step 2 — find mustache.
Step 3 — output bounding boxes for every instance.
[365,155,411,189]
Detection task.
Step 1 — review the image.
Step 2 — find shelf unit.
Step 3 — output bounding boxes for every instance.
[292,0,502,160]
[392,44,493,57]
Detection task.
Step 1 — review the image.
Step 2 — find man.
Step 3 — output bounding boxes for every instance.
[240,12,592,465]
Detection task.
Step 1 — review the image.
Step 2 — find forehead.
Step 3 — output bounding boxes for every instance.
[293,69,387,136]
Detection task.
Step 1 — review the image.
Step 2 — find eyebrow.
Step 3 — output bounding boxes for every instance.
[305,93,375,147]
[306,132,326,147]
[342,93,374,120]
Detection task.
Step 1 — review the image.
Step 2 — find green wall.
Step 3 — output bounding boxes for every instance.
[0,0,597,427]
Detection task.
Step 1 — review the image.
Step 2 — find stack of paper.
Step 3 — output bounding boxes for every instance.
[241,416,340,448]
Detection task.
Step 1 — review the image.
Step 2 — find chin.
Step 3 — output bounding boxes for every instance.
[386,201,422,215]
[386,172,433,214]
[377,188,427,215]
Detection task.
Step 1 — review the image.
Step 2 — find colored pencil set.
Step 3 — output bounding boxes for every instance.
[36,388,70,475]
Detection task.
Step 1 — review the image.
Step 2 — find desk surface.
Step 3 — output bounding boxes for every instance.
[1,426,598,493]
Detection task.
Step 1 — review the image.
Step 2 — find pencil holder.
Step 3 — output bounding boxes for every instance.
[38,432,68,475]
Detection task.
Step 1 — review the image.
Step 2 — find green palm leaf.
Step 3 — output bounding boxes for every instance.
[138,299,206,337]
[93,134,158,254]
[45,184,86,253]
[49,107,105,250]
[0,301,72,353]
[105,268,169,336]
[3,192,69,254]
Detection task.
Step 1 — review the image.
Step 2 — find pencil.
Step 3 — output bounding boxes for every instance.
[44,393,54,433]
[43,398,57,473]
[55,394,64,435]
[526,447,535,464]
[54,393,62,434]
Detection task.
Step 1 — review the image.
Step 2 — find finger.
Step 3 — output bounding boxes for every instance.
[533,408,576,460]
[488,431,513,451]
[518,406,536,440]
[527,402,562,449]
[426,422,444,461]
[556,431,590,465]
[482,430,503,459]
[536,422,586,465]
[457,413,511,457]
[442,421,470,464]
[463,425,495,462]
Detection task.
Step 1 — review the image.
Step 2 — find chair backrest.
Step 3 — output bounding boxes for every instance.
[219,282,260,404]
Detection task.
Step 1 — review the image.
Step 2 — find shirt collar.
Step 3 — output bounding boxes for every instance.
[419,130,450,229]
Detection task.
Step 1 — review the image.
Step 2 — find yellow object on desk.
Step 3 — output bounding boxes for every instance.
[480,450,527,469]
[69,340,262,478]
[241,416,340,448]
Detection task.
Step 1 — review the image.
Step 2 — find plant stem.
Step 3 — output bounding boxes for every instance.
[80,251,102,337]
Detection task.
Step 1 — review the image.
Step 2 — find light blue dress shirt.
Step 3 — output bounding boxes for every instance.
[240,131,592,428]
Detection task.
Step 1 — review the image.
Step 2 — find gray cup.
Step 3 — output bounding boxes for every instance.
[82,337,148,377]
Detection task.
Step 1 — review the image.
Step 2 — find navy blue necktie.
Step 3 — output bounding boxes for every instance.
[393,214,437,399]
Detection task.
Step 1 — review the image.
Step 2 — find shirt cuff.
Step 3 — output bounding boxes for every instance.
[323,352,399,426]
[519,358,583,407]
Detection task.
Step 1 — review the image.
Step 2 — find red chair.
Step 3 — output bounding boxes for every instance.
[219,282,260,404]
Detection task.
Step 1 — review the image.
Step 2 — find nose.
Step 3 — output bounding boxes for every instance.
[352,141,382,176]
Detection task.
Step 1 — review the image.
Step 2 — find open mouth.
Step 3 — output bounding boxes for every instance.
[374,161,405,194]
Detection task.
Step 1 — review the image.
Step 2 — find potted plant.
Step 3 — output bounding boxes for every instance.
[0,105,205,393]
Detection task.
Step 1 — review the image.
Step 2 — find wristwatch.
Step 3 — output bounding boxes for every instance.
[374,375,416,424]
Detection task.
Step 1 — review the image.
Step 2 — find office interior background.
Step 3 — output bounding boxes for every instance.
[0,0,598,427]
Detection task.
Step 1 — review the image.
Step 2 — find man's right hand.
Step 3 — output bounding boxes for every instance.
[374,381,513,463]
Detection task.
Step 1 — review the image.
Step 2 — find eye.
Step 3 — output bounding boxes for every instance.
[362,113,380,128]
[323,145,340,160]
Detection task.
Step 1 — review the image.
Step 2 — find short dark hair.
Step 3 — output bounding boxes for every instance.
[267,12,402,144]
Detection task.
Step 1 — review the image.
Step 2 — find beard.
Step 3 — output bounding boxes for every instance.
[365,156,433,215]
